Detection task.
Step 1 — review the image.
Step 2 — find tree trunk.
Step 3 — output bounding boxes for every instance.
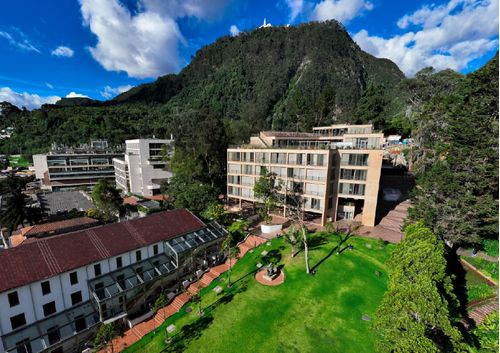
[302,227,310,274]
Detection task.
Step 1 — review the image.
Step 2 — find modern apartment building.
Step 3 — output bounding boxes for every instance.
[227,124,383,226]
[33,141,124,191]
[0,209,227,353]
[113,138,174,197]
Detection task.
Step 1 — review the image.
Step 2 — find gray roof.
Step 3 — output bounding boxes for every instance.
[38,191,94,214]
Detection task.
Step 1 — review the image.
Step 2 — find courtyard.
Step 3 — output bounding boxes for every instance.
[122,232,395,353]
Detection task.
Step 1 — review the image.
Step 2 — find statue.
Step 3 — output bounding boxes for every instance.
[266,263,275,277]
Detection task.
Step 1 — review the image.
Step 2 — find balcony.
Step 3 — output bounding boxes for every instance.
[89,254,177,303]
[2,301,99,353]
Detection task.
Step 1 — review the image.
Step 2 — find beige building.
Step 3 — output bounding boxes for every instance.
[227,124,383,226]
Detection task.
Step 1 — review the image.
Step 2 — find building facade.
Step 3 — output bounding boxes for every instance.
[0,209,226,353]
[113,138,174,197]
[33,141,124,192]
[227,124,383,226]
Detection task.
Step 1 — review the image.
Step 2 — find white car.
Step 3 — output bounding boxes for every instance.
[382,188,402,202]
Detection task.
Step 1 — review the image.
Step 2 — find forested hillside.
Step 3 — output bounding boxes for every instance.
[0,20,405,156]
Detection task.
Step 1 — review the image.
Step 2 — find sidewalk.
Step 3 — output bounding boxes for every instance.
[99,234,267,352]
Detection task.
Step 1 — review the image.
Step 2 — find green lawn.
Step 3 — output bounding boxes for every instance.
[124,234,395,353]
[465,270,497,303]
[8,155,32,167]
[463,256,499,284]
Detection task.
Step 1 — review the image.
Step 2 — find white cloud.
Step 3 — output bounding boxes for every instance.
[51,46,74,58]
[0,87,60,110]
[100,85,134,99]
[354,0,499,76]
[79,0,228,78]
[286,0,304,22]
[0,29,40,53]
[45,82,54,89]
[230,25,240,36]
[311,0,373,23]
[65,92,89,98]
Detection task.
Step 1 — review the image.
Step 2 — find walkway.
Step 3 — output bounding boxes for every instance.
[100,234,267,353]
[355,200,411,244]
[462,297,499,328]
[457,248,499,263]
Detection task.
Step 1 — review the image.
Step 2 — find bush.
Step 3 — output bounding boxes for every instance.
[482,239,499,258]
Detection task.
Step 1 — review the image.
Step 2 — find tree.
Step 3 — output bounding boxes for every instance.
[0,175,39,234]
[408,54,498,247]
[373,222,467,352]
[164,180,217,215]
[91,179,122,222]
[285,192,310,274]
[201,202,228,224]
[253,168,283,224]
[221,231,241,288]
[152,293,167,333]
[226,219,250,243]
[94,322,119,353]
[283,225,301,258]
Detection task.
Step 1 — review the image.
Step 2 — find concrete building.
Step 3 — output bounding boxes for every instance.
[113,138,174,197]
[33,141,124,192]
[227,124,383,226]
[0,209,226,353]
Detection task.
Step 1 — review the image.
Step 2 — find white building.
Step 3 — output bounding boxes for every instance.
[113,138,174,197]
[0,209,226,353]
[33,141,124,191]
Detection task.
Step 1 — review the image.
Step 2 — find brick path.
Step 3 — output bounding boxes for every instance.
[100,234,267,352]
[462,297,499,329]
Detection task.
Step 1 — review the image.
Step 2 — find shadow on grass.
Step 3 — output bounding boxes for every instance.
[310,233,353,273]
[161,315,214,352]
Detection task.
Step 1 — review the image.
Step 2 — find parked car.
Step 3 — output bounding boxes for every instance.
[382,188,402,202]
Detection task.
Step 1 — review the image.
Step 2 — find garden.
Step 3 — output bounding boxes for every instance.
[123,233,395,353]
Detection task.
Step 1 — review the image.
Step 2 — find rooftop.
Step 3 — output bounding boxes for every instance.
[0,209,205,293]
[37,191,94,215]
[23,217,99,238]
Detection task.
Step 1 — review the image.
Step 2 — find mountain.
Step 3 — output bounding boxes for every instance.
[113,21,404,131]
[0,20,408,156]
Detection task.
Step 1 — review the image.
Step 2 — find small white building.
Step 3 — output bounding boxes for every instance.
[113,138,174,197]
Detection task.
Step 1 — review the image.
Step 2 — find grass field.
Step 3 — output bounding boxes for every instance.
[124,233,395,353]
[463,256,499,284]
[465,270,497,303]
[8,155,32,167]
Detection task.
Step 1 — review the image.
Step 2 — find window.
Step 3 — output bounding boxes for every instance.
[153,164,165,169]
[43,301,57,317]
[8,291,19,307]
[94,263,102,277]
[10,313,26,329]
[116,256,123,268]
[47,326,61,345]
[136,250,142,262]
[74,315,86,332]
[153,244,159,255]
[41,281,51,295]
[15,339,32,353]
[69,271,78,285]
[71,291,83,305]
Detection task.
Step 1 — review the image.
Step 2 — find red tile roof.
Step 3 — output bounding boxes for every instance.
[24,217,99,237]
[0,209,205,293]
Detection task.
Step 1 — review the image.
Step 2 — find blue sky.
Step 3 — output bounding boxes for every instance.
[0,0,498,109]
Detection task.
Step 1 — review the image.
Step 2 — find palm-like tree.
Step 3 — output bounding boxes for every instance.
[283,225,300,258]
[0,175,33,234]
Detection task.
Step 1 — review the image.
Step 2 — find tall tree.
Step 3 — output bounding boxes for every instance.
[221,228,241,288]
[91,179,122,222]
[373,222,467,352]
[408,54,498,247]
[0,175,39,234]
